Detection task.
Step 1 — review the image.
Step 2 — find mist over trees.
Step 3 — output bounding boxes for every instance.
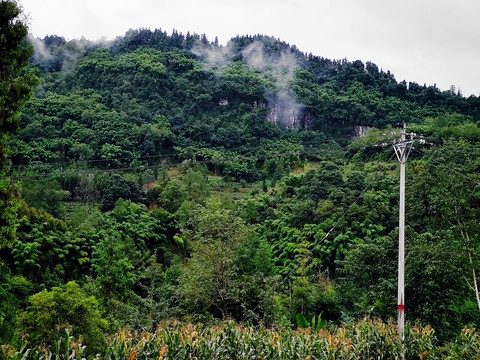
[1,12,480,358]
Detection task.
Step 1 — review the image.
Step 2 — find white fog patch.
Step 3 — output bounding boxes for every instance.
[191,43,234,73]
[28,35,113,72]
[191,38,306,127]
[28,34,54,61]
[241,41,304,127]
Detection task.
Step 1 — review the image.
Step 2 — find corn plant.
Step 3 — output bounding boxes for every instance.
[3,329,86,360]
[7,318,480,359]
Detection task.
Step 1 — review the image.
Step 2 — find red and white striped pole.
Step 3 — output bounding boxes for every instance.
[397,139,406,336]
[393,123,413,337]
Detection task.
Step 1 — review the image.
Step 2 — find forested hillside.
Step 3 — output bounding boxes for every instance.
[2,16,480,359]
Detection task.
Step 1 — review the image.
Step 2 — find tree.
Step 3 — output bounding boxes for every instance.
[100,173,144,212]
[410,142,480,314]
[141,168,155,186]
[0,0,39,247]
[0,0,37,131]
[89,199,168,326]
[0,264,32,343]
[17,281,107,355]
[178,198,252,318]
[20,178,70,219]
[159,180,187,213]
[337,234,397,319]
[74,173,99,207]
[91,229,136,303]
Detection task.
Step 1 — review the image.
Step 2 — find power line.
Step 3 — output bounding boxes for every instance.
[1,147,352,180]
[8,137,392,171]
[8,140,350,170]
[239,139,478,326]
[8,129,479,325]
[5,124,449,171]
[9,151,179,169]
[9,136,465,183]
[411,147,480,187]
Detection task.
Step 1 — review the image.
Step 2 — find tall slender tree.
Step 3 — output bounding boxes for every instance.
[0,0,38,247]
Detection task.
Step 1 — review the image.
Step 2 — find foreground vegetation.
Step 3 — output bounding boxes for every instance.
[4,319,480,359]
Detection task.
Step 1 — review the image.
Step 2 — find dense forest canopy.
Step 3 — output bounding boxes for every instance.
[1,9,480,358]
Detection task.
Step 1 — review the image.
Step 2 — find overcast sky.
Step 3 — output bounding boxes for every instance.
[20,0,480,96]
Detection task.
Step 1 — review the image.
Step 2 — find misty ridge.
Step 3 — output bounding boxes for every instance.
[28,34,111,73]
[26,27,479,136]
[29,30,308,128]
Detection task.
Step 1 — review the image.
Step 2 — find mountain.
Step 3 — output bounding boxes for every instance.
[2,28,480,353]
[13,29,480,170]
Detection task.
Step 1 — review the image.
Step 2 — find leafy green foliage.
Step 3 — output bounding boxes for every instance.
[178,198,252,318]
[296,313,327,331]
[20,178,69,219]
[0,0,38,247]
[0,0,38,132]
[99,173,144,211]
[11,203,84,286]
[0,264,33,343]
[17,281,107,355]
[410,113,480,142]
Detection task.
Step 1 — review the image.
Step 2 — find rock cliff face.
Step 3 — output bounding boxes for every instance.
[265,101,317,129]
[266,101,303,128]
[352,125,369,138]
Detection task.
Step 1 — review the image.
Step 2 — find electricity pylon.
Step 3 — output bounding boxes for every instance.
[392,123,414,336]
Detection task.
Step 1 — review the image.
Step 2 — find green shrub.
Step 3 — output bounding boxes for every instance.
[17,281,107,355]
